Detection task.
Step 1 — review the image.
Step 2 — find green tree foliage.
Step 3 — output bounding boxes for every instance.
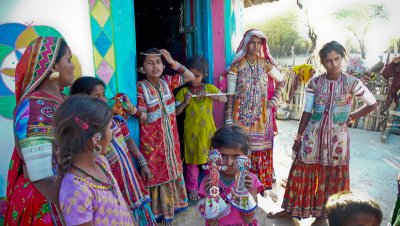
[335,3,389,59]
[246,11,309,58]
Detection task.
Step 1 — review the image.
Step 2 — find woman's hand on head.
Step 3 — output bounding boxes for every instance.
[159,49,175,65]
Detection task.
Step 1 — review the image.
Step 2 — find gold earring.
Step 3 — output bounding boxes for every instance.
[93,145,102,154]
[137,67,145,74]
[49,72,60,81]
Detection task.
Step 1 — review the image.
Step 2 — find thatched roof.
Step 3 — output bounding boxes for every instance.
[244,0,279,8]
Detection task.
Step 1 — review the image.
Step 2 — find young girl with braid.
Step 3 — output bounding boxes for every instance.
[56,95,137,225]
[70,76,156,225]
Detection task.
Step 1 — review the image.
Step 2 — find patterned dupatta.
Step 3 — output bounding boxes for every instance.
[7,36,63,201]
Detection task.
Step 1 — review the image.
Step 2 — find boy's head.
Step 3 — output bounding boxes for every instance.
[325,192,382,226]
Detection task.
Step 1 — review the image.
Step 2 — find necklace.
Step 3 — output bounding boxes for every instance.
[71,161,120,205]
[238,57,262,127]
[220,175,235,187]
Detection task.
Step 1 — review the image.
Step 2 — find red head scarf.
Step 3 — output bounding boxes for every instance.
[229,29,275,69]
[14,36,64,107]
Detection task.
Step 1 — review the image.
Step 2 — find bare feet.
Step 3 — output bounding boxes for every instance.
[311,216,328,226]
[188,190,200,200]
[267,210,291,218]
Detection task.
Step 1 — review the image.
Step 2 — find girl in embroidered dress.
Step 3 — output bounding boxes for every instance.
[198,125,263,226]
[175,56,227,200]
[70,76,156,226]
[5,36,75,225]
[136,48,195,224]
[56,95,136,226]
[225,29,285,193]
[268,41,378,225]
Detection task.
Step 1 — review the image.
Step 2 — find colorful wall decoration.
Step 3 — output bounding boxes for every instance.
[89,0,118,97]
[88,0,139,143]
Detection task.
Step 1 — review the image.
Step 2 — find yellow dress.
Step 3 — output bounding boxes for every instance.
[175,84,221,164]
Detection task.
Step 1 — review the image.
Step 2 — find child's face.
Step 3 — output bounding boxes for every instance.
[189,68,204,87]
[219,147,243,178]
[90,85,106,102]
[343,213,380,226]
[142,55,163,79]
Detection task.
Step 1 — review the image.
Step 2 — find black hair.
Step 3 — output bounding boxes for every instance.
[187,56,209,79]
[55,38,68,64]
[319,41,347,61]
[55,95,112,176]
[138,47,163,66]
[138,47,164,81]
[325,192,382,226]
[70,76,105,95]
[211,125,250,155]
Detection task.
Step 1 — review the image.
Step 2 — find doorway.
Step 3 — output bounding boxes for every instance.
[134,0,186,73]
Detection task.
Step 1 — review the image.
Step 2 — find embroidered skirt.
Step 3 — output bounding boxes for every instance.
[5,176,62,226]
[148,174,188,223]
[249,150,273,191]
[281,159,350,218]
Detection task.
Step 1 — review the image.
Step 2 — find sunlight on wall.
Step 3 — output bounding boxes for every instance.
[0,0,93,199]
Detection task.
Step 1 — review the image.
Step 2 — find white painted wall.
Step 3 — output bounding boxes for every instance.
[0,0,94,198]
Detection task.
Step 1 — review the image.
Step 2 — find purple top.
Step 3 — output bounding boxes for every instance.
[59,155,134,225]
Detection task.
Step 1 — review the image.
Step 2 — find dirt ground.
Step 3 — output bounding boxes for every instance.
[172,119,400,226]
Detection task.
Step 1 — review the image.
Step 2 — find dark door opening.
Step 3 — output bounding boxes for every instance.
[134,0,189,159]
[134,0,186,71]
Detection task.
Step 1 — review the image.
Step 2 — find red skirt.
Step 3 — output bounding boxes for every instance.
[281,159,350,218]
[5,175,62,226]
[249,150,273,191]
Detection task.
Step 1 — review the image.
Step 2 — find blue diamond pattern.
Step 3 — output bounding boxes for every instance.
[94,31,111,56]
[90,17,102,43]
[103,18,112,40]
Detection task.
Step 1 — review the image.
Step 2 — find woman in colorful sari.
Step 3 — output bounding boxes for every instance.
[269,41,377,225]
[5,36,75,225]
[225,29,285,193]
[70,76,156,225]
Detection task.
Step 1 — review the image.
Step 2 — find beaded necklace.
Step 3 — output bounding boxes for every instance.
[71,161,120,205]
[238,57,262,127]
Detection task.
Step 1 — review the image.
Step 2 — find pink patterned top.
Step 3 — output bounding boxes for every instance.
[198,173,263,225]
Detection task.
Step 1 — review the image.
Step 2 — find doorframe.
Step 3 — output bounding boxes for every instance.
[184,0,214,84]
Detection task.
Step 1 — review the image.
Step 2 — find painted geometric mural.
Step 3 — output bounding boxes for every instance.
[89,0,118,96]
[0,23,82,119]
[0,23,61,119]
